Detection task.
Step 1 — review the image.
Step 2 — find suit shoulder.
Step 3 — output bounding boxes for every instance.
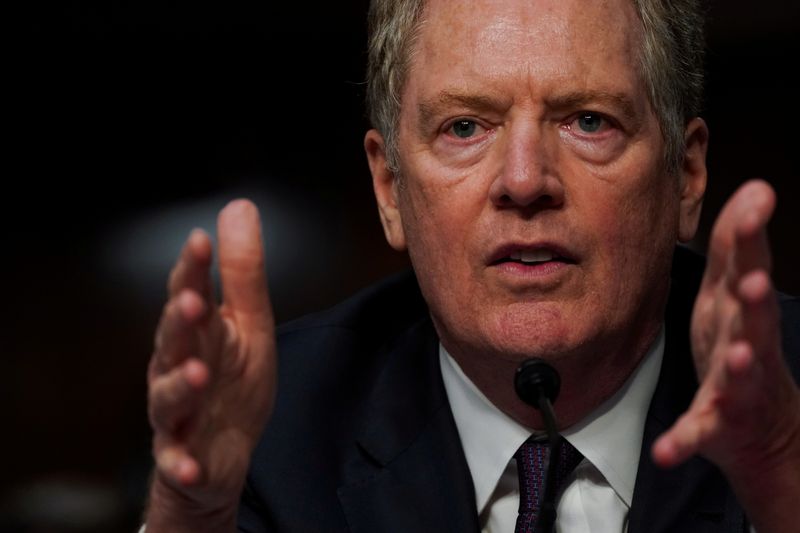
[276,269,427,344]
[270,270,430,399]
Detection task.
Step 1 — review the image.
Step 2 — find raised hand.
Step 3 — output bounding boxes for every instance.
[653,180,800,532]
[146,200,276,532]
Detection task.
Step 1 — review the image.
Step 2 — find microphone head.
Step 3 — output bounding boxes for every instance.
[514,358,561,409]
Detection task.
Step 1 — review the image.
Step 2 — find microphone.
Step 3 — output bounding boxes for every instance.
[514,358,562,533]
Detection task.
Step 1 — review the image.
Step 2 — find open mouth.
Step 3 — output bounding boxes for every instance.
[491,248,576,267]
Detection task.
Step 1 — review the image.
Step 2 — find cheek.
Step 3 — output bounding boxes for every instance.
[398,161,484,248]
[396,169,488,309]
[397,181,459,276]
[583,158,679,242]
[578,168,680,289]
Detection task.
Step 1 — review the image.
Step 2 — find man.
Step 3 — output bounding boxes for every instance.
[144,0,800,531]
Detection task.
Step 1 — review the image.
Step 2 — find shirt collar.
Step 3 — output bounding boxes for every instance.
[439,327,665,513]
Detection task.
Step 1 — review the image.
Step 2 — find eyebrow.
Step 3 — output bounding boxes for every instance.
[547,90,640,123]
[415,88,643,133]
[417,91,508,133]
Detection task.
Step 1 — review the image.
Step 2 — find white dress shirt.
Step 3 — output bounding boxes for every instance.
[439,328,665,533]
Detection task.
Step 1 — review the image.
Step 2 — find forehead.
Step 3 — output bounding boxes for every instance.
[406,0,645,104]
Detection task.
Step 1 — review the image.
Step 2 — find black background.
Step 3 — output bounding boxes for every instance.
[4,1,798,531]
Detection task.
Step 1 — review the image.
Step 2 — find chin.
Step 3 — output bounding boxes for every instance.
[482,330,581,363]
[458,305,591,363]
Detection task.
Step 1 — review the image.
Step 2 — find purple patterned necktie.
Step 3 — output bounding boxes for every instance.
[514,436,584,533]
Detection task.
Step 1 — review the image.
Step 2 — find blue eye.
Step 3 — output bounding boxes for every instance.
[577,113,603,133]
[452,120,477,138]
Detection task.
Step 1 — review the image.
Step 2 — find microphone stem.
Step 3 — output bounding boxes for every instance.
[538,392,559,449]
[536,390,560,533]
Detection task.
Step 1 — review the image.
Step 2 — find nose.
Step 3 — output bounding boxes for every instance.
[489,124,564,210]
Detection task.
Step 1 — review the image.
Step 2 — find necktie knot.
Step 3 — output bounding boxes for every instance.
[514,436,583,533]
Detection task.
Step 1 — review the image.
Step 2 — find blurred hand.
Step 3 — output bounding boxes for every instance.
[146,200,276,532]
[653,180,800,532]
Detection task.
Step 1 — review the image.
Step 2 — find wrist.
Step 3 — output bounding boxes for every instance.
[144,474,240,533]
[724,397,800,533]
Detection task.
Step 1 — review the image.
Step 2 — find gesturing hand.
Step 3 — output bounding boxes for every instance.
[653,180,800,532]
[146,200,276,532]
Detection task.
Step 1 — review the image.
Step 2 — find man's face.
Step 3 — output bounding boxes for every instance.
[368,0,706,369]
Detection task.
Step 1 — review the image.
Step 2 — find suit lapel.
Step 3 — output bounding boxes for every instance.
[629,248,745,533]
[337,317,480,533]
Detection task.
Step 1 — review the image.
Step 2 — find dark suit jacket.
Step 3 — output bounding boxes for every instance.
[238,247,800,532]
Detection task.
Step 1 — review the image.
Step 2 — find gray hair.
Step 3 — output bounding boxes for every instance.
[365,0,705,175]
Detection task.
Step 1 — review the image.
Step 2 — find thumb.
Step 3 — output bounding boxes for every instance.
[651,414,703,469]
[217,199,274,334]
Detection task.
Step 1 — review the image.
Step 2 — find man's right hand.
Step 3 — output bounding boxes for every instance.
[145,200,276,532]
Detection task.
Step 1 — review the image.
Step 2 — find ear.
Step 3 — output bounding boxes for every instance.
[364,129,407,251]
[677,117,709,243]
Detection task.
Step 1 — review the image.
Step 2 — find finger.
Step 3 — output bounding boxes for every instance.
[720,341,765,421]
[155,444,202,487]
[217,200,274,335]
[152,290,207,374]
[167,228,215,304]
[717,341,767,450]
[704,179,775,286]
[652,410,708,469]
[735,269,780,362]
[149,358,210,434]
[730,181,775,282]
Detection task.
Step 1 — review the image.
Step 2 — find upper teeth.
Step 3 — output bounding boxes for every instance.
[510,250,555,263]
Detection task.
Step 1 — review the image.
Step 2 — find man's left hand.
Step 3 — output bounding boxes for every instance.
[653,179,800,532]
